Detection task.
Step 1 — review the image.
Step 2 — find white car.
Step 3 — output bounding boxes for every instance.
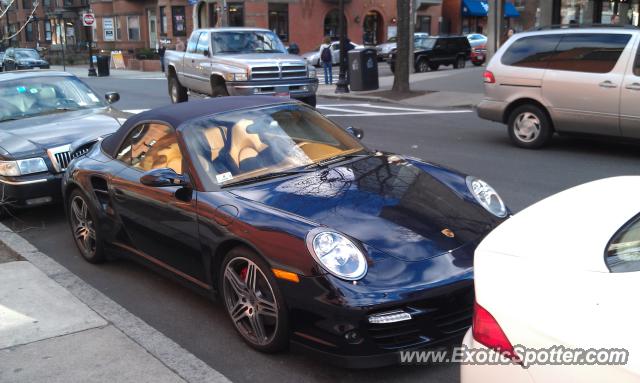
[301,42,364,66]
[466,33,488,48]
[462,176,640,382]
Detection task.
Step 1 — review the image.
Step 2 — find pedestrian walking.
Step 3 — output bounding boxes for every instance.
[158,43,166,73]
[319,36,333,85]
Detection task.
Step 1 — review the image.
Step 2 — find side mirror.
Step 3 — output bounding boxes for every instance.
[346,126,364,140]
[203,49,210,57]
[105,92,120,104]
[140,168,190,187]
[287,43,300,55]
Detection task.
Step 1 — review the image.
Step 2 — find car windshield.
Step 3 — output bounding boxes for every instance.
[184,103,366,188]
[0,76,104,123]
[415,37,436,49]
[15,50,41,59]
[212,31,286,54]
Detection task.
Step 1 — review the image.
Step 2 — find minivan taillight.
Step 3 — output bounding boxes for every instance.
[472,301,521,363]
[483,70,495,84]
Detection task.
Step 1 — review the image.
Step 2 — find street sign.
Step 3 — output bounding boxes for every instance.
[82,13,95,27]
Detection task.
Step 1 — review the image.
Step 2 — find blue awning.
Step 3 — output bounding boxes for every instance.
[462,0,521,18]
[504,2,520,18]
[462,0,488,17]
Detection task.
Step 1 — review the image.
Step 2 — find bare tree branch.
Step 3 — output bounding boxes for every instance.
[2,1,39,41]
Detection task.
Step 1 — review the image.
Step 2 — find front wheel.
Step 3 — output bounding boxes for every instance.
[507,104,554,149]
[220,247,289,353]
[169,76,188,103]
[416,58,429,73]
[68,189,106,264]
[299,95,317,108]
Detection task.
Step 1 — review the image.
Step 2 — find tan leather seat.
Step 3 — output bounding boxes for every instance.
[204,127,225,161]
[139,133,183,174]
[228,119,266,168]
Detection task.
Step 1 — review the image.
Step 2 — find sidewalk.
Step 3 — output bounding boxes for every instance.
[0,226,230,383]
[317,66,484,108]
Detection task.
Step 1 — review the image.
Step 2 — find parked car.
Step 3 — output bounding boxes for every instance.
[165,27,318,107]
[2,48,50,71]
[0,52,4,72]
[478,26,640,149]
[375,33,429,61]
[470,44,487,66]
[388,35,471,73]
[302,41,364,66]
[0,71,128,217]
[63,96,509,367]
[462,176,640,383]
[466,33,488,48]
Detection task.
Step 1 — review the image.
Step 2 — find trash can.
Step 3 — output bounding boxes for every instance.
[348,48,379,91]
[96,55,110,77]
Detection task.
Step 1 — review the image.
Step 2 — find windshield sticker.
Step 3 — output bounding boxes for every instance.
[16,86,26,93]
[29,88,38,94]
[216,172,233,184]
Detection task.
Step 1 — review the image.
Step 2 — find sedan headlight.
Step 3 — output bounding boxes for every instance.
[307,230,367,280]
[466,176,507,218]
[225,73,248,81]
[0,158,48,176]
[307,67,317,78]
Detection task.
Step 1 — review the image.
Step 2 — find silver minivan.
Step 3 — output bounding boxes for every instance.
[477,27,640,148]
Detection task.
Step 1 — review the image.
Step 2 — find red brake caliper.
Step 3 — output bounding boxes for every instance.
[239,266,248,283]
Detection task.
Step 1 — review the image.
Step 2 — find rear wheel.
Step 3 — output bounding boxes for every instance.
[429,63,439,71]
[507,104,554,149]
[453,55,466,69]
[220,247,288,353]
[68,189,106,264]
[416,58,429,73]
[169,76,188,103]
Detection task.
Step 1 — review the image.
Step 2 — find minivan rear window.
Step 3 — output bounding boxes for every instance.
[501,35,562,69]
[547,33,631,73]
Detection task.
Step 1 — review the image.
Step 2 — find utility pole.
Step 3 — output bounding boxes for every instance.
[408,0,416,74]
[335,0,349,93]
[486,0,503,61]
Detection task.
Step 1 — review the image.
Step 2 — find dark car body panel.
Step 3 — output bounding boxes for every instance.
[63,98,507,367]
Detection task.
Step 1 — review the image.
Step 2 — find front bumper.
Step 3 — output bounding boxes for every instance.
[226,78,318,99]
[17,64,50,70]
[476,99,506,123]
[281,275,474,368]
[0,172,62,208]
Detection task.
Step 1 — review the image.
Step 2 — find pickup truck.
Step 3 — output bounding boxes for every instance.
[165,27,318,106]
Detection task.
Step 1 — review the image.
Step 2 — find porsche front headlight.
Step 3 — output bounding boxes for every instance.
[0,158,48,176]
[466,176,507,218]
[307,230,367,280]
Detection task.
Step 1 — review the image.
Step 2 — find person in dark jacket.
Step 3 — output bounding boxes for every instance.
[158,43,166,73]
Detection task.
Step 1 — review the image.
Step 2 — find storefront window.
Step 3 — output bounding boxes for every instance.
[268,3,288,42]
[160,6,167,35]
[172,6,187,36]
[25,22,33,41]
[324,9,346,39]
[115,17,122,40]
[44,20,51,42]
[228,3,244,27]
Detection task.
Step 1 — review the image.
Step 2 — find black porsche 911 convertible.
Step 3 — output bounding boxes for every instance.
[63,96,509,367]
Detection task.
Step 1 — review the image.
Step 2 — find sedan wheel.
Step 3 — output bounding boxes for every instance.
[417,59,429,73]
[68,190,105,263]
[221,248,288,352]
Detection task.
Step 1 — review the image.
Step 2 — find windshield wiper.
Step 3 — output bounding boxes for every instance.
[305,152,372,170]
[221,168,314,188]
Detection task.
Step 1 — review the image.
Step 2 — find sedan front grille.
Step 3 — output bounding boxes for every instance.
[47,144,72,173]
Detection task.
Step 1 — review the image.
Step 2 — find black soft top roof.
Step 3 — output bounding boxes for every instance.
[101,96,292,157]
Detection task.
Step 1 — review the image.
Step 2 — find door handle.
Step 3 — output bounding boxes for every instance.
[599,80,617,89]
[626,82,640,91]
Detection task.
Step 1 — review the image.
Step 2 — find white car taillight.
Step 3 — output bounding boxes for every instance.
[472,301,521,363]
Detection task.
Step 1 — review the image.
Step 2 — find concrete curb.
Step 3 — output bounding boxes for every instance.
[0,223,231,383]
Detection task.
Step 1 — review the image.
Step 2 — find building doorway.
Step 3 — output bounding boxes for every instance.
[324,9,346,40]
[363,10,383,45]
[148,10,157,48]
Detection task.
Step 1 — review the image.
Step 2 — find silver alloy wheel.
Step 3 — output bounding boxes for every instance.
[513,112,542,143]
[223,257,279,346]
[458,56,465,68]
[70,195,96,256]
[419,60,428,72]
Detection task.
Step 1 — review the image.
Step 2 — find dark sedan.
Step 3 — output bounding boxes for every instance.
[2,48,50,71]
[0,71,127,216]
[63,97,509,367]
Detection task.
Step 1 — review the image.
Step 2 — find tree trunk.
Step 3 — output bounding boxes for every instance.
[392,0,410,93]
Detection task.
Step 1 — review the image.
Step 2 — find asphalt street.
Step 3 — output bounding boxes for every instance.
[5,74,640,383]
